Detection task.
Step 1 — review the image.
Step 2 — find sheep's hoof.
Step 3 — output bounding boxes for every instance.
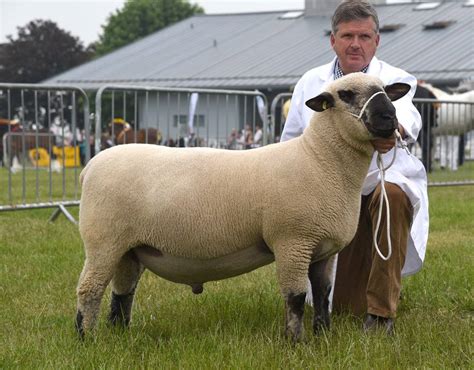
[284,292,306,343]
[285,327,305,344]
[313,316,330,335]
[191,283,204,294]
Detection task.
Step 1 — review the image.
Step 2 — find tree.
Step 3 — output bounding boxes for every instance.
[0,20,93,83]
[95,0,203,56]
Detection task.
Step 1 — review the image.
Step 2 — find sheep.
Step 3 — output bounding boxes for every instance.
[75,73,410,342]
[413,84,438,172]
[420,83,474,170]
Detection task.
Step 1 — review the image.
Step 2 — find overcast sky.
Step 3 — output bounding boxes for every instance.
[0,0,308,46]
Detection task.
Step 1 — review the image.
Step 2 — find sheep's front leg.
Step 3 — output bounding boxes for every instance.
[275,248,311,343]
[284,292,306,343]
[308,254,336,334]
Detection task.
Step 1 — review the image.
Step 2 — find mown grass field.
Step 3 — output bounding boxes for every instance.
[0,167,473,368]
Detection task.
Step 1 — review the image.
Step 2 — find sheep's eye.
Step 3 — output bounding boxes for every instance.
[338,90,355,104]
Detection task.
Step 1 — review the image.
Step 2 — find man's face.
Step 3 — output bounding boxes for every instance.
[330,17,380,74]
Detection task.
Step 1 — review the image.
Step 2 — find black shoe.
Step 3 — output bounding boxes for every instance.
[363,313,394,335]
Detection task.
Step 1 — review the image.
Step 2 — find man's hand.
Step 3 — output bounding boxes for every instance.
[371,124,405,154]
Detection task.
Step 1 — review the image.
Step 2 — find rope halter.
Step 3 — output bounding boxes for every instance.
[348,90,387,120]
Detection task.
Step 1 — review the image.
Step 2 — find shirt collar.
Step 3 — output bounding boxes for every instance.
[334,59,369,80]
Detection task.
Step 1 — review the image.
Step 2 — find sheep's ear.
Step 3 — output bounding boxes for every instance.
[305,92,335,112]
[384,83,411,101]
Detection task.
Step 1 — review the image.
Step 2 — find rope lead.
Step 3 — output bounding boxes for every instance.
[373,129,410,260]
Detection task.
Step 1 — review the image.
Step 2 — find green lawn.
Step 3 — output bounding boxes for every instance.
[0,167,81,206]
[428,159,474,184]
[0,185,473,368]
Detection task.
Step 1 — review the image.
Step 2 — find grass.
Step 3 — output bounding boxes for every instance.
[0,184,473,368]
[428,160,474,184]
[0,167,81,206]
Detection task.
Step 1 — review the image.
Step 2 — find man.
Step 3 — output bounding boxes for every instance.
[253,124,263,147]
[281,0,429,334]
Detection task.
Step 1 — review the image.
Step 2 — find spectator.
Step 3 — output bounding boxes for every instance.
[242,124,253,149]
[252,124,263,147]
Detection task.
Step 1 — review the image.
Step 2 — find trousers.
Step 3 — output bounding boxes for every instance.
[332,182,413,318]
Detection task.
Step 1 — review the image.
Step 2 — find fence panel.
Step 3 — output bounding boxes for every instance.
[270,94,474,187]
[0,83,90,220]
[270,92,292,143]
[94,85,269,155]
[413,98,473,186]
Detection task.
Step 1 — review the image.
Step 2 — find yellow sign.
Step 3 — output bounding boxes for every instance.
[28,147,51,167]
[53,146,81,167]
[28,146,81,168]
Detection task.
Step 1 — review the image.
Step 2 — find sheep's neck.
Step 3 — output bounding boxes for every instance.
[301,116,373,189]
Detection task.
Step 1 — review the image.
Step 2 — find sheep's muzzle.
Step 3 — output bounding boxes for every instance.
[364,95,398,138]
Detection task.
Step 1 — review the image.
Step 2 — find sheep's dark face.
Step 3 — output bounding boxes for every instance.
[305,74,411,139]
[358,85,405,138]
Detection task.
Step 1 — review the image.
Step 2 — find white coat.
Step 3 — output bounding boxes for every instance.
[282,56,429,277]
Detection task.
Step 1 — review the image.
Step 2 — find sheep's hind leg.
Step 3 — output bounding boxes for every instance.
[109,250,144,327]
[75,248,123,338]
[308,255,336,335]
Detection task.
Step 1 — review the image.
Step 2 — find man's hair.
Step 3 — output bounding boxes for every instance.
[331,0,380,34]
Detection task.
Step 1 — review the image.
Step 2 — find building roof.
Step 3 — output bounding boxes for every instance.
[43,1,474,90]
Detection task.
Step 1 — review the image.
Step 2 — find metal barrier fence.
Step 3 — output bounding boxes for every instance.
[270,94,474,187]
[0,83,90,222]
[94,85,269,155]
[270,92,292,143]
